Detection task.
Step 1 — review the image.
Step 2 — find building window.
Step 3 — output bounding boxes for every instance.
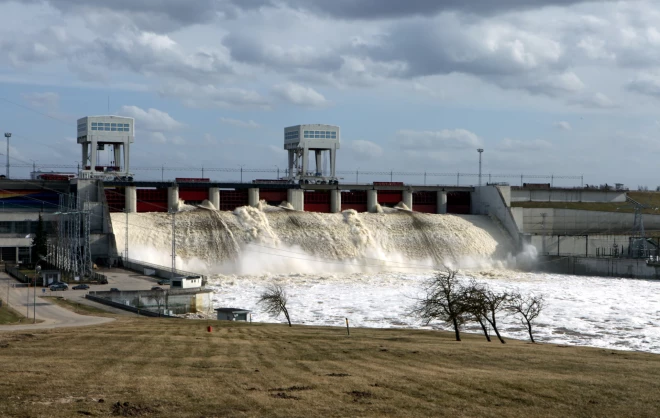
[15,222,29,234]
[0,222,12,233]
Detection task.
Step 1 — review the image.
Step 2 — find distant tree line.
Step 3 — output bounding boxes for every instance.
[413,269,544,343]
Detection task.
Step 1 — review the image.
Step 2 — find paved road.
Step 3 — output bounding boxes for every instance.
[0,268,163,331]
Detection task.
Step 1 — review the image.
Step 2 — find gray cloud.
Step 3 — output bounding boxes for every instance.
[569,92,617,109]
[223,34,343,72]
[397,129,482,150]
[256,0,612,20]
[626,73,660,99]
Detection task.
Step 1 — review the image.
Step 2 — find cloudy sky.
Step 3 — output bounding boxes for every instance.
[1,0,659,186]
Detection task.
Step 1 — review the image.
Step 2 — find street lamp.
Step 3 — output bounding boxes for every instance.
[477,149,484,187]
[273,165,280,180]
[4,133,11,178]
[34,254,51,324]
[238,164,245,183]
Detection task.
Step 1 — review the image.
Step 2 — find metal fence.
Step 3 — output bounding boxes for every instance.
[9,164,584,187]
[121,257,206,283]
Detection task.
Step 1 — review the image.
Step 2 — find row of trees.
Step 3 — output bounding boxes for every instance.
[413,269,544,343]
[257,270,544,344]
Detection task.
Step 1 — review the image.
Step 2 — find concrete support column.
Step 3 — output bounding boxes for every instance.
[403,190,413,211]
[330,190,341,213]
[248,188,259,207]
[437,191,447,214]
[367,189,378,213]
[168,186,179,212]
[208,187,220,211]
[124,186,137,213]
[287,189,304,211]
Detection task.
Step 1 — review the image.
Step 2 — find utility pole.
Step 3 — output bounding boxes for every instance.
[170,209,176,279]
[541,212,547,255]
[4,133,11,178]
[477,148,484,186]
[124,208,129,261]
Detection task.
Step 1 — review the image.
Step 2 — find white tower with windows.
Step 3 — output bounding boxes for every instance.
[77,116,134,180]
[284,124,340,184]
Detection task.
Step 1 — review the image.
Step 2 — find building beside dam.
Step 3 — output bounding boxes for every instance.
[0,115,657,280]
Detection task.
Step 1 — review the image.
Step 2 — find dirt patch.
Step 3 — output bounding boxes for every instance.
[111,401,155,416]
[347,391,374,402]
[268,385,313,392]
[270,392,301,400]
[326,373,351,377]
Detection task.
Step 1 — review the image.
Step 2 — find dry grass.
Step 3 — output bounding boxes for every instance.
[1,319,659,417]
[42,296,115,317]
[0,300,23,324]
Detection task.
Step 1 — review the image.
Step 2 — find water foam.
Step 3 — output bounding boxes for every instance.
[111,205,516,275]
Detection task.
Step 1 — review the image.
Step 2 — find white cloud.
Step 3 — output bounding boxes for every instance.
[220,117,260,128]
[349,140,383,159]
[119,105,184,131]
[498,138,552,151]
[271,82,329,107]
[21,91,59,108]
[569,92,616,109]
[161,83,271,109]
[554,121,572,131]
[149,132,185,144]
[396,129,482,150]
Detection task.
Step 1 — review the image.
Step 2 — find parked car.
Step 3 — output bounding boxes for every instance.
[157,279,170,285]
[151,286,163,291]
[50,282,69,291]
[72,284,90,290]
[109,288,120,292]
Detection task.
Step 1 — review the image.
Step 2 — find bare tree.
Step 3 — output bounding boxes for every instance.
[258,284,291,327]
[508,293,545,343]
[464,281,509,344]
[413,269,466,341]
[153,289,166,317]
[463,280,491,342]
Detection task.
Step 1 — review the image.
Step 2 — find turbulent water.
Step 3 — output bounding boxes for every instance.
[110,204,660,354]
[111,205,516,275]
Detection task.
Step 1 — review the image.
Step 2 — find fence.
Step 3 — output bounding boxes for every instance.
[4,265,30,284]
[85,293,178,318]
[10,164,584,187]
[121,257,206,284]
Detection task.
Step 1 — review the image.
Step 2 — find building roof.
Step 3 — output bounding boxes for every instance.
[214,308,251,313]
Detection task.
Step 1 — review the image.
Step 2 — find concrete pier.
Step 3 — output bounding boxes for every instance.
[208,187,220,210]
[402,190,413,211]
[287,189,304,211]
[437,191,447,214]
[124,186,137,213]
[330,189,341,213]
[248,188,259,207]
[367,190,378,213]
[168,186,179,212]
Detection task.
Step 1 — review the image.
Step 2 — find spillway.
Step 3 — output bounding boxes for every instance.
[110,206,515,275]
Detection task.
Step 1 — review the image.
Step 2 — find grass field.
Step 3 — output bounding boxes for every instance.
[1,317,659,417]
[0,299,23,325]
[42,296,114,317]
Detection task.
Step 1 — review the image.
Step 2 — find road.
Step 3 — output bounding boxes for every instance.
[0,268,164,331]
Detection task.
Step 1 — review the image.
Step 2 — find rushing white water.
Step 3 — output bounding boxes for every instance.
[207,270,660,354]
[111,205,515,275]
[110,205,660,353]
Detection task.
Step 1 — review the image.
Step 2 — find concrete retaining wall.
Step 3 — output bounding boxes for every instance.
[472,185,521,249]
[511,189,626,203]
[540,256,660,279]
[520,208,660,235]
[530,234,635,257]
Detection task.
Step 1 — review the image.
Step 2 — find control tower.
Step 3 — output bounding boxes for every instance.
[77,116,134,180]
[284,124,340,184]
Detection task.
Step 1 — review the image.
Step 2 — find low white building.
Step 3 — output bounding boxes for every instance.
[171,275,202,289]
